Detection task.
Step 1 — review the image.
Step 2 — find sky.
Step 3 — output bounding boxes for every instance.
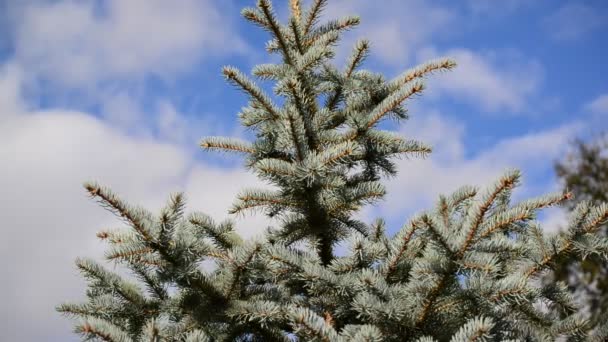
[0,0,607,340]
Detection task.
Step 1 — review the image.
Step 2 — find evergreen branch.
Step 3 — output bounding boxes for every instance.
[288,307,340,342]
[579,203,608,233]
[296,32,338,72]
[458,170,520,256]
[449,186,478,211]
[523,255,562,280]
[449,316,494,342]
[326,182,385,215]
[84,183,154,242]
[307,16,360,47]
[365,81,424,129]
[200,137,255,154]
[421,214,453,253]
[242,7,268,28]
[226,243,262,298]
[365,130,432,158]
[303,0,327,35]
[475,207,533,241]
[370,218,387,243]
[158,192,185,245]
[325,39,368,110]
[290,18,304,54]
[347,325,384,341]
[76,318,134,342]
[286,111,307,161]
[568,201,593,230]
[316,141,358,166]
[345,40,369,78]
[285,79,317,148]
[517,191,573,211]
[130,265,167,301]
[512,203,606,279]
[141,319,164,341]
[529,223,549,260]
[438,196,450,228]
[458,253,500,275]
[266,246,302,270]
[348,181,386,203]
[56,303,94,317]
[227,300,287,332]
[385,219,421,279]
[160,192,185,227]
[254,158,297,178]
[223,66,280,120]
[189,213,242,250]
[258,0,294,65]
[290,0,302,22]
[348,181,386,204]
[550,316,589,339]
[415,337,438,342]
[231,189,296,215]
[392,138,433,157]
[416,275,449,326]
[489,283,530,303]
[389,58,456,91]
[106,246,154,263]
[76,258,146,306]
[96,229,138,245]
[252,63,292,81]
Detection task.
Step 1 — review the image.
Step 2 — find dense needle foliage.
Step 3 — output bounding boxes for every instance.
[549,135,608,329]
[58,1,608,341]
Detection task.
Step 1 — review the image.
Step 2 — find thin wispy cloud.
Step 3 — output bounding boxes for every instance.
[417,47,543,113]
[9,0,248,87]
[586,94,608,116]
[542,3,608,41]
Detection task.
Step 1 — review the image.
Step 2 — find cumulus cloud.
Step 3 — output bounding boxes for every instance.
[542,3,608,42]
[538,207,569,234]
[417,48,543,113]
[0,65,269,341]
[0,63,24,117]
[9,0,248,87]
[322,0,454,66]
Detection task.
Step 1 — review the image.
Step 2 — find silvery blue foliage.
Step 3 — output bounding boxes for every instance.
[58,1,608,341]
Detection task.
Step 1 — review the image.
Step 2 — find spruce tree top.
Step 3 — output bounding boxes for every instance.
[201,0,454,265]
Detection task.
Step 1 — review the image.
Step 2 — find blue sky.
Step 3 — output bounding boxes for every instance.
[0,0,607,340]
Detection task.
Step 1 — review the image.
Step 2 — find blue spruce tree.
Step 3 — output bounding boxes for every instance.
[58,1,608,340]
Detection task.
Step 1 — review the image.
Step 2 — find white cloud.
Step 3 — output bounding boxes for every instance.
[0,70,269,341]
[542,3,608,41]
[538,207,569,234]
[154,100,225,147]
[418,48,543,113]
[0,63,24,117]
[9,0,248,87]
[99,90,147,131]
[322,0,454,66]
[585,94,608,115]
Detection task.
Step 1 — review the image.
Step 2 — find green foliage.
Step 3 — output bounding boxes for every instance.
[550,135,608,328]
[58,1,608,341]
